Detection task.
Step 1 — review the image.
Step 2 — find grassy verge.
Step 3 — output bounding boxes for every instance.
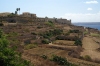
[90,33,100,37]
[24,44,38,50]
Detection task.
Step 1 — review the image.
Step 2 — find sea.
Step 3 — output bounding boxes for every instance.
[72,22,100,30]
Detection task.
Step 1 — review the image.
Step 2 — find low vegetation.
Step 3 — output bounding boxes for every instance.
[41,55,48,60]
[42,29,63,39]
[90,33,100,37]
[0,16,100,66]
[83,31,88,35]
[0,30,33,66]
[7,32,19,37]
[50,55,78,66]
[69,30,80,33]
[42,39,50,44]
[83,55,92,61]
[74,39,82,46]
[45,21,54,27]
[40,54,78,66]
[24,44,37,50]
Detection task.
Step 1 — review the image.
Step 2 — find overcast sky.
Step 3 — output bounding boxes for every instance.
[0,0,100,22]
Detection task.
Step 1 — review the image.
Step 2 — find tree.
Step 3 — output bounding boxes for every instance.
[18,8,20,14]
[16,8,20,15]
[16,8,19,11]
[15,11,17,15]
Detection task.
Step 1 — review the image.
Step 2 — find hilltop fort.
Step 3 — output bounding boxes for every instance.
[0,12,71,26]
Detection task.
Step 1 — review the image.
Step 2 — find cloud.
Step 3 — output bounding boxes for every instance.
[87,8,92,10]
[61,12,100,22]
[85,0,98,4]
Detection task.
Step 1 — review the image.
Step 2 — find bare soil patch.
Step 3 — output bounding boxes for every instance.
[53,40,74,46]
[81,36,100,60]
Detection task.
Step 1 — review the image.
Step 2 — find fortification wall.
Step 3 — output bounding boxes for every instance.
[0,12,71,25]
[56,18,71,24]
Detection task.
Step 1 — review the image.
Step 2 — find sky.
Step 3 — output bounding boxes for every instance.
[0,0,100,22]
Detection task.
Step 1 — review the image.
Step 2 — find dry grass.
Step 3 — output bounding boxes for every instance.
[81,36,100,61]
[24,44,37,50]
[90,33,100,37]
[53,40,74,46]
[22,45,100,66]
[1,21,100,66]
[22,52,59,66]
[93,58,100,63]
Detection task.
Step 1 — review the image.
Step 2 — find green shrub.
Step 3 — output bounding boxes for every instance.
[50,55,78,66]
[0,29,33,66]
[24,44,37,50]
[84,31,88,35]
[41,55,48,59]
[51,55,68,65]
[7,32,19,37]
[53,29,63,35]
[65,32,70,36]
[42,29,63,39]
[69,30,80,33]
[45,21,54,27]
[83,55,92,61]
[42,39,49,44]
[74,39,82,46]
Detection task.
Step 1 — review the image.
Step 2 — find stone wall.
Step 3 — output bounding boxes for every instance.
[0,12,11,17]
[0,12,71,25]
[56,18,71,24]
[20,12,36,18]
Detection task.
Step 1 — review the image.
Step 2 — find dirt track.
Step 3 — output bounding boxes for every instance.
[81,36,100,60]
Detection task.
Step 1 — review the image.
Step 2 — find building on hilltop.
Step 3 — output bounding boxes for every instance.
[0,12,11,17]
[20,12,36,18]
[0,12,71,25]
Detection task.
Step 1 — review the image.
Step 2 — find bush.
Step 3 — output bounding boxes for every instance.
[51,55,68,65]
[42,29,63,39]
[65,32,70,36]
[56,36,66,40]
[51,55,78,66]
[45,21,54,27]
[41,55,48,59]
[0,29,32,66]
[69,30,80,33]
[74,39,82,46]
[24,44,37,50]
[53,29,63,35]
[83,55,92,61]
[42,39,50,44]
[84,31,88,35]
[37,26,43,29]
